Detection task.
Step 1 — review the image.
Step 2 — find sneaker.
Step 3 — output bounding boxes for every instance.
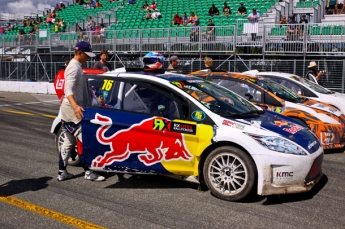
[57,170,74,181]
[85,170,105,181]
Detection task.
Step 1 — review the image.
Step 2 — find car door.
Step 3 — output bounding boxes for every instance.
[81,75,200,176]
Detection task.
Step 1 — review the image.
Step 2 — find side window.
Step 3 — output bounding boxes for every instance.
[215,79,262,103]
[87,78,120,108]
[266,77,303,95]
[123,82,180,119]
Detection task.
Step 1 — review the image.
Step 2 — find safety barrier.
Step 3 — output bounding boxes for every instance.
[2,23,345,55]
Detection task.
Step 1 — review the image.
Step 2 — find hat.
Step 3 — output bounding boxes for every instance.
[170,55,180,62]
[74,41,96,57]
[308,61,317,68]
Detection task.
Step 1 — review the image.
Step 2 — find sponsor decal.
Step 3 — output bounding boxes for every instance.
[310,103,339,114]
[187,80,204,83]
[283,124,303,134]
[276,172,294,178]
[274,120,289,127]
[222,120,245,130]
[273,107,284,113]
[308,141,317,149]
[248,78,257,83]
[91,114,193,167]
[191,110,206,121]
[56,79,64,89]
[321,132,334,145]
[171,122,197,135]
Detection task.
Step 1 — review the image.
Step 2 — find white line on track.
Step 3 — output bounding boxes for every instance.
[0,100,60,107]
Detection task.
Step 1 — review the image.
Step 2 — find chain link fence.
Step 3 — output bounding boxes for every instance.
[1,58,344,92]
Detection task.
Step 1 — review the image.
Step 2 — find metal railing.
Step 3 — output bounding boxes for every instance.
[1,23,345,56]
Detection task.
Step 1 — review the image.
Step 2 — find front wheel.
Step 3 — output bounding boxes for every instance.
[203,146,256,201]
[56,128,80,166]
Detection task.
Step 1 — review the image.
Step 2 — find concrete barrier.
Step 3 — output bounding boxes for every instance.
[0,81,56,95]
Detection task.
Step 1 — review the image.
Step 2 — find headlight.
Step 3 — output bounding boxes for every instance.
[245,133,307,155]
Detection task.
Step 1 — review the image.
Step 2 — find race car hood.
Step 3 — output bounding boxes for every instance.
[285,101,340,124]
[228,110,321,154]
[300,99,342,117]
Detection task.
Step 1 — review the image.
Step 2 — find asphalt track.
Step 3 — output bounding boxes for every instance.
[0,92,344,229]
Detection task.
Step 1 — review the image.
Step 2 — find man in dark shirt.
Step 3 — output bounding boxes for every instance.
[208,4,220,16]
[299,14,308,38]
[223,2,231,17]
[286,16,298,40]
[237,3,247,15]
[205,19,216,41]
[93,50,112,72]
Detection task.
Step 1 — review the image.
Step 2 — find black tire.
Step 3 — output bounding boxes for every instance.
[203,146,256,201]
[56,128,80,166]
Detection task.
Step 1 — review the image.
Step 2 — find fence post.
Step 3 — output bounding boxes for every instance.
[341,60,345,93]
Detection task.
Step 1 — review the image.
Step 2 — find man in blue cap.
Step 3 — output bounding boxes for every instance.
[57,41,105,182]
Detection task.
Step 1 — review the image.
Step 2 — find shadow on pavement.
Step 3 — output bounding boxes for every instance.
[262,174,328,205]
[0,176,53,197]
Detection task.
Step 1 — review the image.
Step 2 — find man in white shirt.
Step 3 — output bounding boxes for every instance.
[151,9,162,19]
[247,8,260,41]
[58,41,105,182]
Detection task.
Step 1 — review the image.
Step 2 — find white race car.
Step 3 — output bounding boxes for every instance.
[243,70,345,114]
[51,69,324,201]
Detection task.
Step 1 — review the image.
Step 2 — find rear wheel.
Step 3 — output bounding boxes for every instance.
[56,128,80,166]
[203,146,256,201]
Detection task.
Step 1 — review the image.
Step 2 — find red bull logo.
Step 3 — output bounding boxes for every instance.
[91,113,193,167]
[274,120,289,127]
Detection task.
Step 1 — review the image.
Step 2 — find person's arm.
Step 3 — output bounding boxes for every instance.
[316,71,324,80]
[64,65,84,119]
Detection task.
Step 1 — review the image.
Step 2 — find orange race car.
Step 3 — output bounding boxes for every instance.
[189,70,345,149]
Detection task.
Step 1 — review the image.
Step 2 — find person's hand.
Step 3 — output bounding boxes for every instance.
[73,105,85,120]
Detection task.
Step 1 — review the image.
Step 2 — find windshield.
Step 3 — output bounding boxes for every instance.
[170,78,261,118]
[254,78,306,103]
[290,76,333,94]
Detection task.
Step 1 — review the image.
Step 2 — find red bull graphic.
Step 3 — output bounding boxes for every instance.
[283,124,303,134]
[274,120,289,127]
[91,114,193,168]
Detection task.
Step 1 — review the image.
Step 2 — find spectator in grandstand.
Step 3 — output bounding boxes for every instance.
[46,13,53,25]
[305,61,324,84]
[55,3,61,11]
[141,1,149,10]
[128,0,136,4]
[54,21,60,33]
[87,17,96,28]
[52,10,57,19]
[286,16,298,40]
[15,29,27,46]
[150,1,157,10]
[84,24,94,42]
[183,12,189,26]
[326,0,337,14]
[208,4,220,16]
[95,0,103,7]
[60,19,66,32]
[172,12,183,26]
[21,20,27,28]
[90,0,97,8]
[223,2,231,17]
[204,19,216,41]
[93,24,101,41]
[60,2,66,9]
[7,23,14,31]
[76,0,84,5]
[94,49,112,72]
[167,55,180,70]
[237,3,247,15]
[337,0,345,14]
[0,26,5,34]
[27,26,36,45]
[280,15,288,25]
[96,24,106,43]
[27,18,34,27]
[299,14,308,38]
[188,12,199,25]
[190,20,200,42]
[77,26,85,41]
[143,10,152,20]
[152,9,162,19]
[247,8,260,41]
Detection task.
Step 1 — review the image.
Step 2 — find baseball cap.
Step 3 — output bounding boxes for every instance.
[170,55,180,62]
[74,41,95,57]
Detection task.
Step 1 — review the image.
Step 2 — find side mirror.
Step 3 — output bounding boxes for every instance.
[245,92,253,100]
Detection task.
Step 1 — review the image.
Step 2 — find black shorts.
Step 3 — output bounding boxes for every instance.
[338,4,344,9]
